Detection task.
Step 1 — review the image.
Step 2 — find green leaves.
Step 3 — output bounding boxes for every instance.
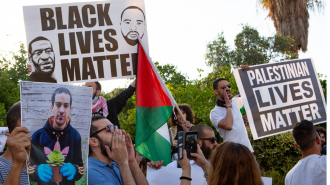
[46,150,65,167]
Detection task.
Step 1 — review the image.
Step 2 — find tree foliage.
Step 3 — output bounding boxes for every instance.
[205,25,298,74]
[0,43,30,126]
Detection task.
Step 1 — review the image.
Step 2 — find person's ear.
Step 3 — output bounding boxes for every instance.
[51,105,54,110]
[213,89,219,95]
[89,137,99,147]
[96,89,101,97]
[16,118,22,127]
[316,136,321,145]
[294,143,300,150]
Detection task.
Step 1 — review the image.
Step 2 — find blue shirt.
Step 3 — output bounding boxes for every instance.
[88,157,122,185]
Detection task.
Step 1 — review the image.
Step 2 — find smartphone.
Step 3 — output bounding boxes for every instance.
[185,131,198,158]
[178,131,198,160]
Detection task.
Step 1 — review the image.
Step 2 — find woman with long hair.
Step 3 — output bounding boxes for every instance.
[180,142,263,185]
[169,104,195,156]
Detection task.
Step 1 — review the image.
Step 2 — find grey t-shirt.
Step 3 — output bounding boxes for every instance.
[0,156,29,184]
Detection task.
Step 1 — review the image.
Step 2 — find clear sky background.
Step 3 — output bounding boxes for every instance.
[0,0,328,92]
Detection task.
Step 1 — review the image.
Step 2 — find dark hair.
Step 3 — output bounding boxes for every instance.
[89,116,107,156]
[95,81,101,91]
[208,142,263,185]
[292,120,318,151]
[315,127,326,139]
[170,104,194,126]
[6,102,21,133]
[213,78,227,90]
[189,124,213,138]
[51,87,72,106]
[121,6,145,21]
[28,36,52,54]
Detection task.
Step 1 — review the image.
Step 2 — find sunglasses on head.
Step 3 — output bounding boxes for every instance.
[200,137,217,143]
[220,84,231,89]
[91,125,118,137]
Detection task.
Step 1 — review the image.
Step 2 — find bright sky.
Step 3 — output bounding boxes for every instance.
[0,0,328,92]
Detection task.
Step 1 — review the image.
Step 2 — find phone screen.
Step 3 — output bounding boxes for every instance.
[185,132,197,158]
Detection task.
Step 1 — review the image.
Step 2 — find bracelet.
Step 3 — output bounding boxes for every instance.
[204,171,209,179]
[180,176,192,181]
[226,105,232,109]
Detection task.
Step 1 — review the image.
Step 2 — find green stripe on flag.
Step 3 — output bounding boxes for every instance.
[135,106,172,145]
[136,130,172,165]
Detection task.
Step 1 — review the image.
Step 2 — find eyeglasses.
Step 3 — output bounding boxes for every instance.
[200,137,217,143]
[91,125,118,137]
[220,84,231,89]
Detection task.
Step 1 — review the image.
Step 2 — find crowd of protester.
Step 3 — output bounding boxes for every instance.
[0,73,327,185]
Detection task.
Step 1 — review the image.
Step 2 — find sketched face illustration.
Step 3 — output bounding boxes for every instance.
[120,6,146,46]
[30,39,55,74]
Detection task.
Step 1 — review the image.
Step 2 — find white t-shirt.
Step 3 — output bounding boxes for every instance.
[166,160,202,171]
[210,100,254,153]
[285,154,326,185]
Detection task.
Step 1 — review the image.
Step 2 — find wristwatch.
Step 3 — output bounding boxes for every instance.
[204,172,209,179]
[226,105,232,109]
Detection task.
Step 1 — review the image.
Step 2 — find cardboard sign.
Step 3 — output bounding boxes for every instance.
[0,127,8,152]
[23,0,148,83]
[234,59,327,140]
[20,81,92,184]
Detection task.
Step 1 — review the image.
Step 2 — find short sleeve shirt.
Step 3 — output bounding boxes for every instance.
[210,100,254,152]
[88,157,122,185]
[285,155,326,185]
[0,156,29,184]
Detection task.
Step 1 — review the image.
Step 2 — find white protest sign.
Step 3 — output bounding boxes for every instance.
[0,127,8,152]
[234,59,327,140]
[23,0,148,83]
[147,166,272,185]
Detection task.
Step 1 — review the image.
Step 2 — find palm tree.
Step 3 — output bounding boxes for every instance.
[258,0,324,53]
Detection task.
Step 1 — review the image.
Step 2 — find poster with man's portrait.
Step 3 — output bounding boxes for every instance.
[20,81,92,184]
[23,0,148,84]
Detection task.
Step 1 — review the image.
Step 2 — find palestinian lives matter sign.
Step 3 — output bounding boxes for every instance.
[23,0,148,83]
[234,59,327,140]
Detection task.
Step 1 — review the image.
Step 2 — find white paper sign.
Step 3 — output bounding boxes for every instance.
[146,166,272,185]
[0,127,8,152]
[23,0,148,83]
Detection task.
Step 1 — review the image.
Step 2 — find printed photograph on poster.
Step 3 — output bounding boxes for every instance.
[0,127,8,152]
[23,0,148,83]
[233,58,327,140]
[20,81,92,184]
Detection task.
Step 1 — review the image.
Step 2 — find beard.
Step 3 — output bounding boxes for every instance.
[121,31,144,46]
[92,91,98,100]
[97,137,110,157]
[201,140,212,159]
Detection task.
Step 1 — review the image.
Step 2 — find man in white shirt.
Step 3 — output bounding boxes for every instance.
[285,120,326,185]
[210,77,253,152]
[148,124,218,171]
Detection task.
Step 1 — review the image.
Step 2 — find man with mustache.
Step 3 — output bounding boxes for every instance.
[120,6,146,46]
[210,74,253,153]
[28,36,57,83]
[29,87,84,184]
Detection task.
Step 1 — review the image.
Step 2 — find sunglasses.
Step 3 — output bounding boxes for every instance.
[91,125,118,137]
[220,84,231,89]
[200,137,217,143]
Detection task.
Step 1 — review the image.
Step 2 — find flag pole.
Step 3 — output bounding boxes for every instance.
[174,104,186,122]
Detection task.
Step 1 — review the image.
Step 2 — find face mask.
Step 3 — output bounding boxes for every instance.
[92,96,98,102]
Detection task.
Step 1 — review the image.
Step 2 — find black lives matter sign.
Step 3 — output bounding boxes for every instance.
[23,0,148,83]
[234,59,326,140]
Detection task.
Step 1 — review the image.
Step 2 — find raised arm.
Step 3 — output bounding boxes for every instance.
[4,127,31,185]
[217,86,233,131]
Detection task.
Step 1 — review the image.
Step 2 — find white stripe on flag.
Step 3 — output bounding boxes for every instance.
[156,124,171,143]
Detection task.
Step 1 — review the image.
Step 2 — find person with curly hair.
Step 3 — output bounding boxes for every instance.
[169,104,195,157]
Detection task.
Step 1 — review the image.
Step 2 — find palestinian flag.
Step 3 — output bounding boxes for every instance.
[135,36,176,165]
